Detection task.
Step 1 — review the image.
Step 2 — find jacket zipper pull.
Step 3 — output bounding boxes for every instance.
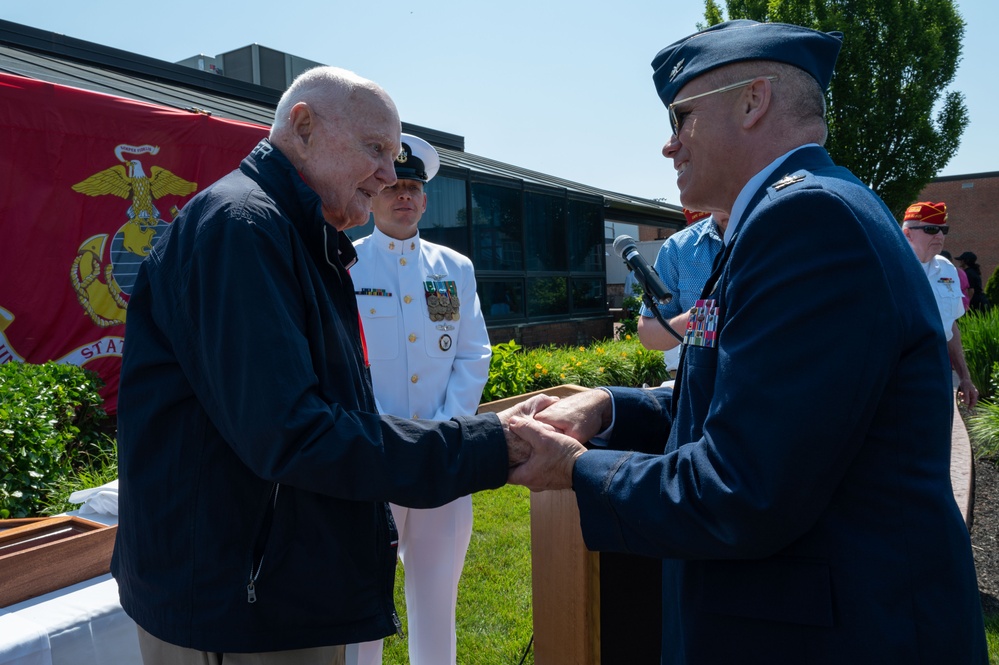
[392,611,404,637]
[247,580,257,604]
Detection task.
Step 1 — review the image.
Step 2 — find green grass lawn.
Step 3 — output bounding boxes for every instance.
[382,484,535,664]
[987,611,999,664]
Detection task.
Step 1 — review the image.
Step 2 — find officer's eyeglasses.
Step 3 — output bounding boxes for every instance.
[908,225,949,236]
[668,76,778,136]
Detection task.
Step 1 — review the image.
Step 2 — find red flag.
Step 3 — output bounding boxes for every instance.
[0,72,269,413]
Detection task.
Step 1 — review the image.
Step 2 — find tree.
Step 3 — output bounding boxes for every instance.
[703,0,968,217]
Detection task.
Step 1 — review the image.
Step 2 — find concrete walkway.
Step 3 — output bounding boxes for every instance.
[951,394,976,528]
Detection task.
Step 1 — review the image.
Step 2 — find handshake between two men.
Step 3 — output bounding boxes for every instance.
[497,389,613,492]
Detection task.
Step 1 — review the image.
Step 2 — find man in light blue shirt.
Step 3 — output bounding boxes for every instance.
[637,210,727,373]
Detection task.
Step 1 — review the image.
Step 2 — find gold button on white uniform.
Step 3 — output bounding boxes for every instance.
[404,295,413,304]
[411,374,419,383]
[408,333,417,343]
[400,258,407,266]
[388,242,395,250]
[369,308,376,315]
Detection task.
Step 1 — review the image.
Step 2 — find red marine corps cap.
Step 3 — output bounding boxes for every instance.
[903,201,947,225]
[683,209,711,226]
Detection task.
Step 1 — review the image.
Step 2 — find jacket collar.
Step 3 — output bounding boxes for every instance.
[239,139,358,273]
[725,144,833,244]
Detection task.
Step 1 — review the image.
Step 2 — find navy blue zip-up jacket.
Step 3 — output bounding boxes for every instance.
[112,139,508,652]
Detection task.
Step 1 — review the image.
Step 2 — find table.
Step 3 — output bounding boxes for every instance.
[0,514,140,665]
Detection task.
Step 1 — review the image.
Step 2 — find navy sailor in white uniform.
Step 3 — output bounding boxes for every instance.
[346,134,492,665]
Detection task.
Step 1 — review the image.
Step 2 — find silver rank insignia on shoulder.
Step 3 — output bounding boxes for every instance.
[773,174,806,191]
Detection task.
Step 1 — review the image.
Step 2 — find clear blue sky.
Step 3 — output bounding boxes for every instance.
[8,0,996,206]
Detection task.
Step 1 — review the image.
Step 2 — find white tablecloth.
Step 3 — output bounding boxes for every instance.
[0,514,140,665]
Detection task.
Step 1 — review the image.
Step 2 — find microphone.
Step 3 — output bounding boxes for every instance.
[613,235,672,304]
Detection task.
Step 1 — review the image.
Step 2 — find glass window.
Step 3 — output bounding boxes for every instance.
[605,220,640,244]
[569,199,604,273]
[479,278,524,318]
[527,276,568,317]
[524,191,567,271]
[420,175,469,255]
[572,277,605,311]
[470,182,523,271]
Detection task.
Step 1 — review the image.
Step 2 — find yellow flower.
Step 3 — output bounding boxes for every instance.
[535,363,543,369]
[542,369,548,375]
[579,346,585,352]
[625,334,632,340]
[621,352,628,357]
[598,367,605,373]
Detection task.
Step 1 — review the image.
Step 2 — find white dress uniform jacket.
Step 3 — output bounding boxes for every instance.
[922,255,965,341]
[352,227,491,420]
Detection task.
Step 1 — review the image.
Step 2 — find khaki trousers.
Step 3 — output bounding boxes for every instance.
[137,626,345,665]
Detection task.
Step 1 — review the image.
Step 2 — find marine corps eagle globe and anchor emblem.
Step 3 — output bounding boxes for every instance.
[70,144,197,326]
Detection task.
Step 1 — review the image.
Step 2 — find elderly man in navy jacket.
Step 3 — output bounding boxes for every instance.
[507,20,987,665]
[114,66,549,664]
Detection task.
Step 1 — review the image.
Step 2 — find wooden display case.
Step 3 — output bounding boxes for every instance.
[0,515,117,607]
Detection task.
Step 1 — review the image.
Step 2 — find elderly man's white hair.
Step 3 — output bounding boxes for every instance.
[270,66,381,136]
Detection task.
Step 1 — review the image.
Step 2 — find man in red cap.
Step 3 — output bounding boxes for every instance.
[902,201,978,408]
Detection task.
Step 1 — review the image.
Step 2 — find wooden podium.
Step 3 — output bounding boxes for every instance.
[478,385,662,665]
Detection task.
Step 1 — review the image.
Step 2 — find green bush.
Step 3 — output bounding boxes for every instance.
[616,283,644,341]
[958,307,999,404]
[0,361,112,518]
[984,264,999,312]
[40,444,119,516]
[482,337,669,403]
[967,361,999,461]
[481,341,534,402]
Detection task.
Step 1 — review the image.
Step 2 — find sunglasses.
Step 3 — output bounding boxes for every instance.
[668,76,779,136]
[908,225,949,236]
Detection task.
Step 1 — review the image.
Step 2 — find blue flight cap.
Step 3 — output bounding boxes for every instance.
[651,19,844,107]
[395,133,440,183]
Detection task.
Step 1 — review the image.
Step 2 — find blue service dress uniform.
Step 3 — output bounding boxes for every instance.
[349,226,491,665]
[572,146,987,664]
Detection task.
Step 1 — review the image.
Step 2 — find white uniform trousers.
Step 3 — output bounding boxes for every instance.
[346,495,473,665]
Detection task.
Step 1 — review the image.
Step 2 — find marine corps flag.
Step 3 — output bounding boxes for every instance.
[0,72,269,413]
